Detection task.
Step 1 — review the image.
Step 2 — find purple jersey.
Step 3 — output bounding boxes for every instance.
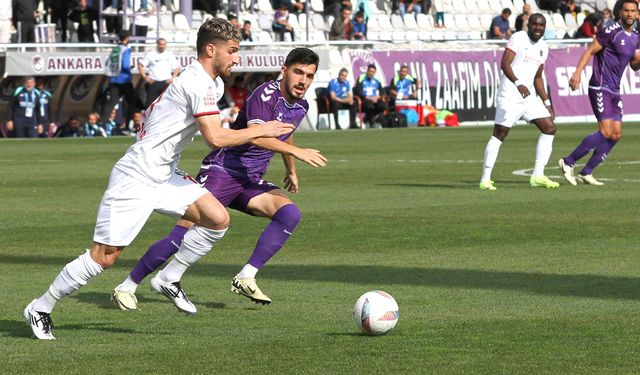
[200,80,309,181]
[589,22,640,93]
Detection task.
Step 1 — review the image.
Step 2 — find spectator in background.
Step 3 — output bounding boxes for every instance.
[54,116,84,138]
[220,105,240,128]
[101,30,136,131]
[84,112,107,137]
[327,68,357,129]
[35,78,56,138]
[68,0,99,42]
[421,0,431,14]
[515,3,531,32]
[126,110,144,134]
[50,0,73,42]
[574,13,601,38]
[538,0,561,13]
[601,8,614,29]
[273,0,305,14]
[488,8,512,39]
[193,0,219,17]
[138,38,180,108]
[351,10,366,40]
[225,75,250,109]
[272,3,295,41]
[389,65,419,109]
[432,1,445,28]
[7,76,40,138]
[0,0,12,44]
[228,14,241,30]
[325,0,352,19]
[560,0,580,17]
[397,0,422,18]
[355,64,388,127]
[12,0,37,43]
[330,7,353,40]
[241,20,253,41]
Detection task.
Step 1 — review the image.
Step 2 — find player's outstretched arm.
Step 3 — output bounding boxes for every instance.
[197,116,294,149]
[250,131,327,168]
[569,39,603,90]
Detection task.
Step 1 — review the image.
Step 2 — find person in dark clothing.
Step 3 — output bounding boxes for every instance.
[100,30,136,129]
[68,0,99,42]
[50,0,74,42]
[54,116,85,138]
[12,0,37,43]
[7,76,41,138]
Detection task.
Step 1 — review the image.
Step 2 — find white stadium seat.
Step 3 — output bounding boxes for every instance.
[391,14,406,31]
[376,14,393,31]
[403,14,418,29]
[416,13,434,31]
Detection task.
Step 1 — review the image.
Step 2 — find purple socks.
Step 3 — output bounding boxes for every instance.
[129,225,188,284]
[248,204,301,269]
[564,131,606,166]
[580,138,617,176]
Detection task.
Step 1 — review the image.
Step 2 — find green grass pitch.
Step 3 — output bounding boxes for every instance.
[1,123,639,373]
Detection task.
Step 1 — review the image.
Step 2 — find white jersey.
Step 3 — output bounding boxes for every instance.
[140,49,179,81]
[497,31,548,99]
[115,61,223,185]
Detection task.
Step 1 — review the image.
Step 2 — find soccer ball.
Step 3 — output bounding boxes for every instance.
[353,290,399,335]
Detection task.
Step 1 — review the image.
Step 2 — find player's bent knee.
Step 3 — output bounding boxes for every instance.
[90,244,123,269]
[276,204,302,229]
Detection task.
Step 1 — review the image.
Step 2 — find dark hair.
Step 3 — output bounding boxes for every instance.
[118,29,130,41]
[502,8,512,14]
[367,64,376,71]
[614,0,639,20]
[284,47,320,68]
[339,68,348,74]
[244,20,251,25]
[196,18,242,55]
[228,14,237,21]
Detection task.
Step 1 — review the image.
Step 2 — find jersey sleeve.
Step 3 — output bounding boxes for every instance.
[190,77,222,118]
[505,32,521,54]
[140,52,151,68]
[595,25,613,48]
[245,83,275,125]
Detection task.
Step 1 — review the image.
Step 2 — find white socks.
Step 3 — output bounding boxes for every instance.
[533,133,554,177]
[117,276,139,293]
[33,250,104,313]
[158,226,227,283]
[237,264,259,280]
[481,136,502,182]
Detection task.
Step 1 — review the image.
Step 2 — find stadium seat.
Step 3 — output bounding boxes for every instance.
[257,0,274,13]
[416,13,433,31]
[500,0,514,12]
[160,13,175,31]
[391,14,406,30]
[366,0,381,14]
[257,14,273,31]
[403,14,418,29]
[464,0,481,12]
[477,0,494,14]
[551,13,568,39]
[392,30,406,41]
[297,12,308,29]
[564,13,578,37]
[512,0,525,11]
[288,13,300,29]
[174,13,190,31]
[311,13,329,32]
[376,14,393,31]
[310,0,324,13]
[488,0,503,13]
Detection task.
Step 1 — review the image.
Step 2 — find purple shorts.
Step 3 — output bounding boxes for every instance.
[589,88,623,121]
[196,165,279,213]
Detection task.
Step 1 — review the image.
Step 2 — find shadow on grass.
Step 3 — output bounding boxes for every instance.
[0,318,139,339]
[72,292,226,310]
[5,254,640,301]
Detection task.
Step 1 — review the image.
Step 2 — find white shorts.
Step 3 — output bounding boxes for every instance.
[494,96,551,128]
[93,168,208,247]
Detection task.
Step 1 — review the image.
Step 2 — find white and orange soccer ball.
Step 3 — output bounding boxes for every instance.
[353,291,399,335]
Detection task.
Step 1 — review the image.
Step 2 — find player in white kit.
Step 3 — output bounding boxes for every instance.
[23,18,295,340]
[479,13,560,190]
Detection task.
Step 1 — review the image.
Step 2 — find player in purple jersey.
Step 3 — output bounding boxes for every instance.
[112,48,327,313]
[558,0,640,186]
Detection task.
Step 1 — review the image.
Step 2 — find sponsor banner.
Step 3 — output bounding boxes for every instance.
[5,50,291,76]
[349,47,640,121]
